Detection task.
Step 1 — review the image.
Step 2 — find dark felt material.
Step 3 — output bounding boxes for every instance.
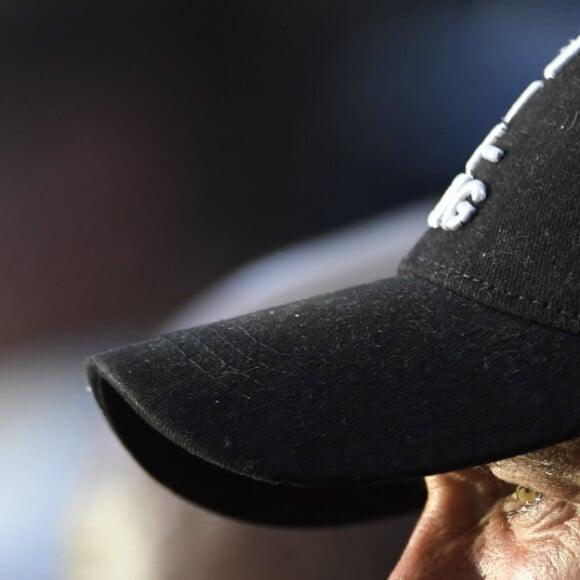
[88,45,580,526]
[89,277,580,525]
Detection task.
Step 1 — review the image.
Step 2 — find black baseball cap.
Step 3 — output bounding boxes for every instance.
[88,37,580,526]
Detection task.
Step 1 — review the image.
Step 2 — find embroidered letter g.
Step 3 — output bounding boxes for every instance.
[428,173,487,232]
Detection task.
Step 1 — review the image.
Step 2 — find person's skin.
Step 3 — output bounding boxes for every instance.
[390,437,580,579]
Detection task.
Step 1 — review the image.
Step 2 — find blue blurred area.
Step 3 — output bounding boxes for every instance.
[332,0,580,203]
[277,0,580,228]
[0,345,102,580]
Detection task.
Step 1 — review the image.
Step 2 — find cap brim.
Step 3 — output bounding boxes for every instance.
[87,275,580,526]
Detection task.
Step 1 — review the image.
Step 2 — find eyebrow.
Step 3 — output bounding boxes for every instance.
[487,440,580,495]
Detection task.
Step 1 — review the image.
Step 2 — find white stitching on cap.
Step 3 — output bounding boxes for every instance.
[544,36,580,80]
[464,122,508,174]
[427,34,580,232]
[428,173,486,231]
[503,80,544,125]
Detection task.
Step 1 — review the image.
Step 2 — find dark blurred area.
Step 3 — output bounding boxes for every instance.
[2,0,579,347]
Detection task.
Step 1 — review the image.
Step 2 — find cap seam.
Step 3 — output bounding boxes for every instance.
[411,256,580,321]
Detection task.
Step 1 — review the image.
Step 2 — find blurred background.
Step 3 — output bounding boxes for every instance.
[2,1,580,578]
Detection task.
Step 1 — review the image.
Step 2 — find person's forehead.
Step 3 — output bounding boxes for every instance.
[488,437,580,495]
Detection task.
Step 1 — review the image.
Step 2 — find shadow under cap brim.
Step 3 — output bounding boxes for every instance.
[87,275,580,526]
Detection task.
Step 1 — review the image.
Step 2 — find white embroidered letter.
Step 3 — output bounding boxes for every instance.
[428,173,487,231]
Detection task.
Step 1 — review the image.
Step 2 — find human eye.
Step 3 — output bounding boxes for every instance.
[503,484,544,517]
[447,469,580,579]
[492,478,577,533]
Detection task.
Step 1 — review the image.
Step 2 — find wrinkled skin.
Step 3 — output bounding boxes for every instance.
[390,439,580,579]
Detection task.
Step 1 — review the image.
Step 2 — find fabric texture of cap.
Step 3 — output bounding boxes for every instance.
[88,38,580,527]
